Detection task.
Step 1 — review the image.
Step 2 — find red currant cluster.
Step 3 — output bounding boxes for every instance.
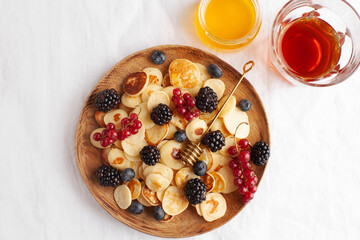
[92,113,142,147]
[228,139,258,204]
[172,88,200,121]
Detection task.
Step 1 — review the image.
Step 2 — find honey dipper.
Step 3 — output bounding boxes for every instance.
[180,61,254,166]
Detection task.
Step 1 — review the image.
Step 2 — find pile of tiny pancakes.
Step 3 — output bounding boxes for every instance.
[90,58,250,222]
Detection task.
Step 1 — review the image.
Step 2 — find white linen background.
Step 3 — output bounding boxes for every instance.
[1,0,359,239]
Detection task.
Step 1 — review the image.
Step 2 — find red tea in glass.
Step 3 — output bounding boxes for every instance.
[278,16,341,80]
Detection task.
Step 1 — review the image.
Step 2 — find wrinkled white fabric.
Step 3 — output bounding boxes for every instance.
[1,0,360,239]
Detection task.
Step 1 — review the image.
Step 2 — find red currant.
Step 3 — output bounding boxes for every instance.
[102,129,109,137]
[229,159,239,170]
[130,128,138,135]
[121,129,131,138]
[93,132,101,141]
[234,177,243,186]
[233,168,242,178]
[106,123,115,131]
[186,98,196,107]
[246,178,256,188]
[241,161,251,169]
[248,185,257,193]
[238,139,249,149]
[177,107,187,115]
[121,118,130,127]
[104,137,111,146]
[238,184,248,195]
[244,169,255,179]
[253,176,258,184]
[173,88,182,96]
[183,93,191,100]
[193,109,200,117]
[100,139,107,147]
[173,96,184,106]
[129,113,138,120]
[108,138,115,145]
[133,120,142,129]
[228,146,238,156]
[108,130,118,139]
[239,150,250,163]
[185,112,194,121]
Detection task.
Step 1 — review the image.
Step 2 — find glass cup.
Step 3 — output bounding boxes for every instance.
[196,0,262,51]
[269,0,360,86]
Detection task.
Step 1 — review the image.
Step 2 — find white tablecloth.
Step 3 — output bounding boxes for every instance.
[1,0,360,239]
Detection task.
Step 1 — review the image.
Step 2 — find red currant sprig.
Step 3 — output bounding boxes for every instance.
[172,88,200,121]
[228,138,258,204]
[118,113,142,141]
[92,123,118,147]
[92,113,142,147]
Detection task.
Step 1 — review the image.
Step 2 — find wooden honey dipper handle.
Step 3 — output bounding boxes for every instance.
[204,61,254,136]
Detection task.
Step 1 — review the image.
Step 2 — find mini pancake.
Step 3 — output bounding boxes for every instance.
[199,106,219,123]
[175,167,200,190]
[209,172,226,193]
[104,109,128,130]
[217,166,238,193]
[195,203,203,216]
[128,160,142,180]
[114,185,132,210]
[121,138,147,157]
[157,140,169,150]
[118,102,132,114]
[143,67,163,85]
[124,179,141,200]
[169,59,200,89]
[143,163,173,183]
[219,136,236,157]
[200,193,227,222]
[108,148,130,171]
[141,84,163,102]
[131,103,155,129]
[160,140,186,170]
[145,124,169,146]
[121,93,142,108]
[210,153,232,172]
[198,148,214,172]
[123,71,149,96]
[162,186,189,216]
[147,91,170,111]
[194,63,211,86]
[223,107,250,138]
[95,111,106,127]
[200,173,215,192]
[90,128,108,149]
[185,118,207,142]
[210,119,231,137]
[170,113,188,130]
[156,189,166,202]
[162,74,171,87]
[101,147,113,165]
[137,182,152,207]
[218,95,236,118]
[142,183,161,206]
[161,213,174,222]
[146,173,170,192]
[165,123,177,139]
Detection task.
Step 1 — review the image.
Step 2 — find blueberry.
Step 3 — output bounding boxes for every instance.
[151,51,166,65]
[193,161,207,176]
[129,201,144,214]
[174,130,187,142]
[120,168,135,182]
[153,206,165,221]
[208,64,223,78]
[239,99,251,112]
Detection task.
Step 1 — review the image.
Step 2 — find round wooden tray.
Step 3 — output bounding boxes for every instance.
[75,45,270,238]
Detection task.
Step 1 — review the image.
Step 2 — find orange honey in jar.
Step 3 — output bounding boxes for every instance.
[196,0,261,50]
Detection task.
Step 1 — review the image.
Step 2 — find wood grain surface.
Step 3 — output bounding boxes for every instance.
[75,45,270,238]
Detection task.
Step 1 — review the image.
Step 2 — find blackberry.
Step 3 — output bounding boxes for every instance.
[95,88,121,113]
[96,165,121,187]
[185,178,206,205]
[251,141,270,166]
[150,103,173,125]
[195,87,218,113]
[140,145,160,166]
[201,130,225,152]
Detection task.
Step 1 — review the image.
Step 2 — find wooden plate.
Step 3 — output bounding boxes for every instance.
[75,45,270,238]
